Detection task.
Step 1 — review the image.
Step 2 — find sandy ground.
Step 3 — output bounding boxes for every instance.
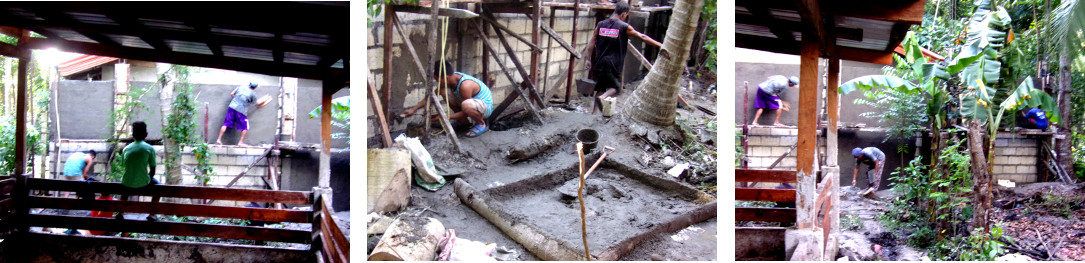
[368,78,718,260]
[837,186,925,261]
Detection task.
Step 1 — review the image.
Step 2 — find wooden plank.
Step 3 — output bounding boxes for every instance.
[734,14,863,41]
[429,92,465,153]
[392,5,480,18]
[0,198,12,213]
[735,169,797,183]
[28,196,311,223]
[26,179,312,204]
[14,30,28,178]
[530,0,542,92]
[485,12,546,107]
[226,147,272,188]
[487,89,522,125]
[383,6,394,136]
[564,0,581,103]
[367,79,394,148]
[736,207,796,222]
[735,188,796,203]
[27,214,311,243]
[322,200,350,261]
[734,34,894,66]
[735,0,924,24]
[477,14,542,52]
[476,21,544,124]
[627,41,652,70]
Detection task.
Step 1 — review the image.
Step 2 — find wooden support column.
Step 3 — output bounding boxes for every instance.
[795,30,820,230]
[530,0,542,92]
[485,13,546,107]
[542,7,556,98]
[319,81,335,209]
[425,1,441,139]
[479,4,490,85]
[564,0,581,103]
[14,30,29,177]
[824,55,841,259]
[383,7,394,131]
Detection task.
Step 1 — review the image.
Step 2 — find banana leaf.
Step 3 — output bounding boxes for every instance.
[837,75,918,96]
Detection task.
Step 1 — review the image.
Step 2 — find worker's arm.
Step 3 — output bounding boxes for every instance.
[625,26,662,48]
[401,81,449,118]
[851,166,859,185]
[82,155,94,179]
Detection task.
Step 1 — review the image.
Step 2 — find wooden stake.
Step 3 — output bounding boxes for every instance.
[565,0,581,103]
[368,77,394,148]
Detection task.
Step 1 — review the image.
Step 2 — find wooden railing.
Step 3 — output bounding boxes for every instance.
[313,194,349,263]
[735,169,797,223]
[23,178,314,243]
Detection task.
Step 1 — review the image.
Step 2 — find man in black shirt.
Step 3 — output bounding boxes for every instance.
[584,2,664,114]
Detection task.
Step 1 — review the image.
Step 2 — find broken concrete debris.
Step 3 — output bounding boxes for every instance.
[667,163,690,178]
[369,217,445,261]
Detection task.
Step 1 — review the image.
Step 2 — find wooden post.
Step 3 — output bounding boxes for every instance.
[426,0,441,140]
[368,77,394,148]
[530,0,542,95]
[319,81,335,208]
[565,0,581,103]
[383,6,394,133]
[542,7,556,98]
[14,30,28,178]
[479,4,490,86]
[795,30,820,229]
[825,56,841,259]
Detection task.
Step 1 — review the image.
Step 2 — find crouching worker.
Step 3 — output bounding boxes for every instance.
[851,147,885,196]
[400,61,494,137]
[61,150,95,198]
[115,121,162,221]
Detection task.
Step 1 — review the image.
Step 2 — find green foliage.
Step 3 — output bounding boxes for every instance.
[162,66,215,184]
[192,143,215,185]
[106,84,151,183]
[958,226,1007,261]
[367,0,420,27]
[735,130,745,166]
[854,59,929,142]
[909,225,937,249]
[735,201,775,208]
[0,117,41,175]
[841,214,864,231]
[882,136,975,252]
[673,114,717,180]
[310,96,351,148]
[701,0,716,72]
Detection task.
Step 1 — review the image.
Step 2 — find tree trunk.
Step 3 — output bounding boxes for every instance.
[159,69,182,185]
[1057,46,1074,179]
[623,0,705,126]
[967,119,990,231]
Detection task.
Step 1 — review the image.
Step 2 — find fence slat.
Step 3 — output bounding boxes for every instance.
[28,197,312,223]
[321,200,349,262]
[736,207,796,222]
[27,214,311,243]
[735,188,796,202]
[27,178,311,204]
[735,169,797,183]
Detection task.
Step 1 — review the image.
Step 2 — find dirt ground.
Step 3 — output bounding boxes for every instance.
[837,186,926,261]
[367,76,718,260]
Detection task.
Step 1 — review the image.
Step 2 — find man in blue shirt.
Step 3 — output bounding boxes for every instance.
[215,82,271,146]
[401,61,494,137]
[61,150,95,198]
[1021,108,1049,131]
[852,147,886,196]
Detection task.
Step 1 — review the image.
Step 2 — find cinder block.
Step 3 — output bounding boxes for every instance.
[246,148,266,156]
[181,155,195,164]
[996,148,1013,156]
[220,156,239,165]
[763,137,781,146]
[750,127,772,136]
[750,147,771,157]
[1019,147,1038,156]
[210,146,229,155]
[228,148,245,156]
[781,158,797,167]
[1023,173,1038,183]
[993,165,1004,174]
[770,128,790,136]
[780,136,798,145]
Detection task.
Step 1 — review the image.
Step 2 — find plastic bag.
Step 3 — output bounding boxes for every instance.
[395,134,443,184]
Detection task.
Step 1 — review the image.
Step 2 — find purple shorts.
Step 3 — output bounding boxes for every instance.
[753,88,781,110]
[223,108,249,130]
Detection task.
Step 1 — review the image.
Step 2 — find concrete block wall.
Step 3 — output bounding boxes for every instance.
[367,5,597,139]
[991,133,1040,183]
[742,127,800,171]
[44,142,269,192]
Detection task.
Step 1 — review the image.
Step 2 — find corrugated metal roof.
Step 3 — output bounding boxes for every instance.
[58,54,117,76]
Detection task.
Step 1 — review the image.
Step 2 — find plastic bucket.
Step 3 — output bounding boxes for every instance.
[577,129,599,153]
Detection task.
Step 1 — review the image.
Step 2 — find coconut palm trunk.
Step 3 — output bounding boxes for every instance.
[622,0,705,126]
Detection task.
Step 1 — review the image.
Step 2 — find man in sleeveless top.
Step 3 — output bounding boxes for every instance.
[61,150,96,198]
[584,1,664,114]
[401,61,494,137]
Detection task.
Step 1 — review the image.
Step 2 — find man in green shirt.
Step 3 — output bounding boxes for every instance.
[115,121,162,221]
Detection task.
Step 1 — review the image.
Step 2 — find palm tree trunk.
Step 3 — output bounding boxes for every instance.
[1058,45,1074,179]
[622,0,704,126]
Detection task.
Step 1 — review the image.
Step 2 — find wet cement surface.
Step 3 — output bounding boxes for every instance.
[385,93,718,260]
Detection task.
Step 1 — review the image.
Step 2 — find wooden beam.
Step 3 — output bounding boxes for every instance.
[476,21,544,124]
[28,214,311,243]
[885,22,911,52]
[736,207,796,222]
[26,178,312,204]
[541,8,557,97]
[392,5,480,18]
[486,12,546,107]
[488,89,521,125]
[383,7,395,135]
[429,92,466,153]
[743,5,797,42]
[627,41,652,70]
[477,14,542,52]
[530,0,542,93]
[368,77,394,148]
[319,82,333,192]
[28,196,312,223]
[20,37,342,81]
[736,188,797,203]
[734,14,863,41]
[735,169,797,183]
[735,34,893,65]
[14,29,28,178]
[797,30,820,229]
[796,0,825,55]
[225,147,272,188]
[107,13,173,52]
[735,0,924,24]
[320,199,350,261]
[564,0,581,103]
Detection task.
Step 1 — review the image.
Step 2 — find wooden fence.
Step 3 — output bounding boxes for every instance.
[735,169,797,223]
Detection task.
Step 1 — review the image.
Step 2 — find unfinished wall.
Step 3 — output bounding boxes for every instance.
[992,133,1041,183]
[734,61,885,126]
[296,87,351,149]
[50,80,116,140]
[366,5,601,141]
[739,127,919,188]
[280,150,351,212]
